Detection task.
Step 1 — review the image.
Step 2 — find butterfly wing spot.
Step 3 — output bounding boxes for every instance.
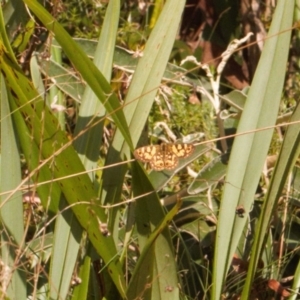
[164,152,179,169]
[171,143,194,157]
[150,152,165,171]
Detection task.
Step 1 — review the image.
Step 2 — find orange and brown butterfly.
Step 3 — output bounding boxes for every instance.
[134,143,195,171]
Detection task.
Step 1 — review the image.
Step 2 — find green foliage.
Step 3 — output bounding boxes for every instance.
[0,0,300,300]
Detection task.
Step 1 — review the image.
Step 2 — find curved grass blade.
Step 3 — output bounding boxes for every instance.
[129,161,182,299]
[49,1,121,298]
[242,94,300,297]
[101,0,186,205]
[73,0,120,171]
[1,80,26,300]
[101,1,186,298]
[0,42,126,296]
[212,1,294,299]
[23,0,133,149]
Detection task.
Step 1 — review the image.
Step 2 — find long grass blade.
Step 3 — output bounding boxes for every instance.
[212,1,294,298]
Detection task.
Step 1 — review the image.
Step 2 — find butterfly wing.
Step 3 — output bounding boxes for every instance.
[134,145,165,170]
[171,143,194,158]
[157,144,177,170]
[149,150,165,171]
[164,153,179,169]
[134,145,159,163]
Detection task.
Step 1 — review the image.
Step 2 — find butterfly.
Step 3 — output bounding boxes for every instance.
[134,143,194,171]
